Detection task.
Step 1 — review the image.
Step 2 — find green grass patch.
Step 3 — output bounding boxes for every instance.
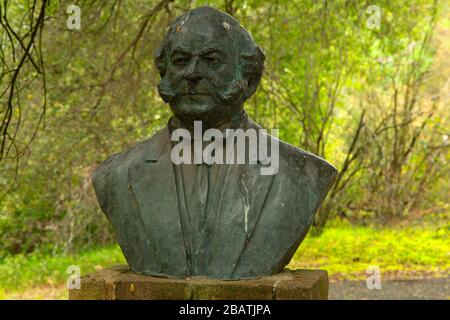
[0,245,126,295]
[0,223,448,298]
[288,222,450,279]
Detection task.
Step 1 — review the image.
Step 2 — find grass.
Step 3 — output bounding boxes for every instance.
[0,245,126,299]
[0,222,448,299]
[288,222,450,280]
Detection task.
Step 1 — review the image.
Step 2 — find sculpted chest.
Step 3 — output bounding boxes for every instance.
[93,127,336,279]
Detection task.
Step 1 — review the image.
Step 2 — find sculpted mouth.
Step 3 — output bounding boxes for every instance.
[182,91,211,96]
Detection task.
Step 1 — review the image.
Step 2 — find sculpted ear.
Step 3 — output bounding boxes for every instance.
[244,72,262,100]
[243,46,265,100]
[154,46,166,78]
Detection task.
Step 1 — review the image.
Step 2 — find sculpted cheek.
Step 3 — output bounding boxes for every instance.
[211,66,235,88]
[168,69,186,83]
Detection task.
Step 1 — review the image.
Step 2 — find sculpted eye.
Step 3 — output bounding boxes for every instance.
[204,56,221,67]
[172,56,190,66]
[205,56,218,62]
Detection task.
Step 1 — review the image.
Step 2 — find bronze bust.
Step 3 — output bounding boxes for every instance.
[92,6,337,279]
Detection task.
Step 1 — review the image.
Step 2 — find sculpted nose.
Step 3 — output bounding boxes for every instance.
[185,58,203,82]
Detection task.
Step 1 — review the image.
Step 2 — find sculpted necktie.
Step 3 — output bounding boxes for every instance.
[190,163,210,227]
[189,162,211,273]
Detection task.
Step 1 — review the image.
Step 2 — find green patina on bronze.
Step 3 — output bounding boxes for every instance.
[92,6,338,279]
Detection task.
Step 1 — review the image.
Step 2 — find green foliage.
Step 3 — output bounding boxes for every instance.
[0,0,448,254]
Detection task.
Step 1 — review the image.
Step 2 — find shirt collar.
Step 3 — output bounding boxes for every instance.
[167,111,249,136]
[145,112,271,164]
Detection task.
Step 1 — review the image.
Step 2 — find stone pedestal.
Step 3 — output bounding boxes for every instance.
[69,265,328,300]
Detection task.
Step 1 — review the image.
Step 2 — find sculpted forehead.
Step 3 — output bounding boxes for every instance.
[168,20,238,56]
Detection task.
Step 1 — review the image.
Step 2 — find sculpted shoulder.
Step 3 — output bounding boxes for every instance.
[246,117,338,195]
[93,127,168,175]
[277,138,338,200]
[91,128,168,213]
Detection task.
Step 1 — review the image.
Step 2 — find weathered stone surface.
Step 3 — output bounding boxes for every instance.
[69,265,328,300]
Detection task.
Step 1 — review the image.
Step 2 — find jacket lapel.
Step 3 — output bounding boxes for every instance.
[128,128,188,276]
[205,137,275,278]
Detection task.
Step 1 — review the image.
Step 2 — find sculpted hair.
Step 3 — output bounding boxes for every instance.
[154,6,265,99]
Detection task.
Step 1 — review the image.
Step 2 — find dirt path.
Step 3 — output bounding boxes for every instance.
[329,277,449,300]
[3,277,449,300]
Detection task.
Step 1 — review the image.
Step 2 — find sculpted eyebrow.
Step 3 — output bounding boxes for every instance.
[171,47,191,57]
[200,48,223,56]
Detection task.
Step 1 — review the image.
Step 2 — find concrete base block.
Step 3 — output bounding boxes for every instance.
[69,265,328,300]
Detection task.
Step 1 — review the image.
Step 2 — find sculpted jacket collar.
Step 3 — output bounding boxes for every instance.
[167,111,250,136]
[144,112,269,164]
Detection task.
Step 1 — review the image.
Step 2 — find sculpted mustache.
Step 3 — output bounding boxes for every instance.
[175,83,213,96]
[158,78,246,103]
[180,90,211,96]
[159,85,213,100]
[179,81,246,99]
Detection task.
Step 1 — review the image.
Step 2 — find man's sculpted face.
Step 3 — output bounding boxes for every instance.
[159,21,247,128]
